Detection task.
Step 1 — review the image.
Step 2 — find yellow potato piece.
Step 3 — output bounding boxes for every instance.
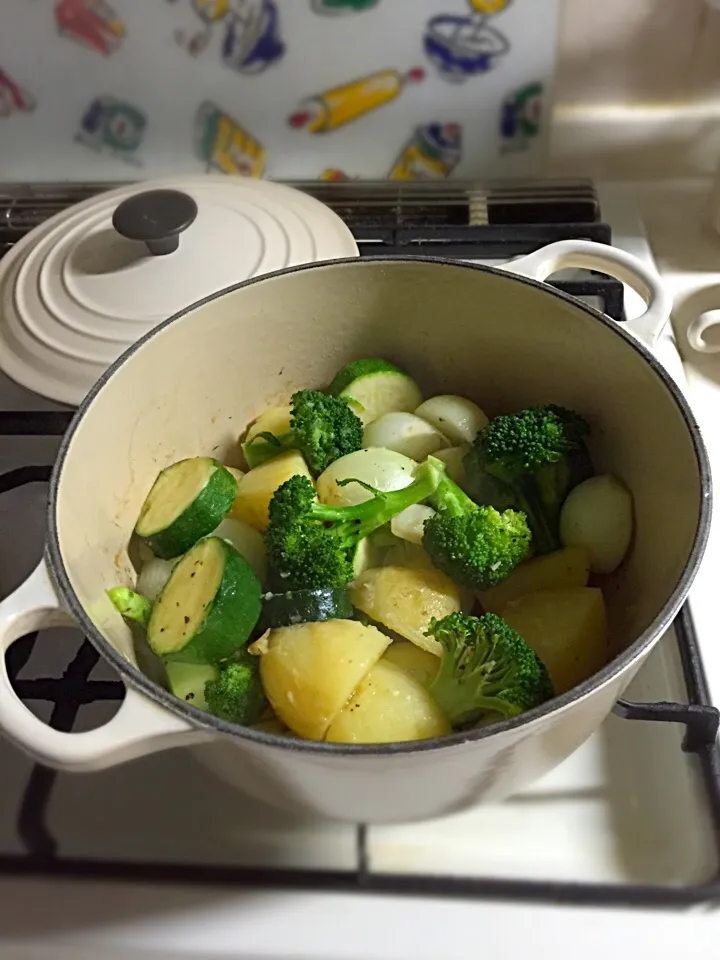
[256,619,391,740]
[383,641,440,687]
[349,565,461,656]
[478,546,591,614]
[326,658,449,744]
[501,587,608,695]
[229,450,313,531]
[245,404,293,445]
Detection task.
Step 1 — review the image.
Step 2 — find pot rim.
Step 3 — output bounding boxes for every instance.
[46,255,713,757]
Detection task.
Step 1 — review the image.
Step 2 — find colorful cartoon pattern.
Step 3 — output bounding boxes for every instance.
[0,0,559,179]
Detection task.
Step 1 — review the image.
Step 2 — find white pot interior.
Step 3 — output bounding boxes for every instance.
[51,258,707,721]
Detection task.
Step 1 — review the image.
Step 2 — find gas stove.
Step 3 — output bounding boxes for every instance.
[1,179,719,919]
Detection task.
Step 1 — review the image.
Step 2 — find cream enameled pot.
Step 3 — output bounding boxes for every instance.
[0,240,711,824]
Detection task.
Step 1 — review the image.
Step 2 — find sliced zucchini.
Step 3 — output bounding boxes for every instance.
[165,661,219,710]
[259,587,354,631]
[108,587,152,628]
[135,458,238,560]
[327,358,422,425]
[147,537,261,664]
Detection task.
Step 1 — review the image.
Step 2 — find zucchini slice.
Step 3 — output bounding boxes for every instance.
[135,458,238,560]
[327,358,423,425]
[259,587,354,631]
[165,661,219,710]
[148,537,261,664]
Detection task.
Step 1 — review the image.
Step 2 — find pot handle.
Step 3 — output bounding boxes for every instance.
[501,239,672,349]
[0,560,206,772]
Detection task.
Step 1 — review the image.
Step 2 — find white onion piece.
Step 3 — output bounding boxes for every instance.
[213,517,267,582]
[433,445,471,487]
[316,448,417,506]
[414,395,488,445]
[363,413,448,461]
[137,557,175,602]
[559,474,634,574]
[391,504,436,545]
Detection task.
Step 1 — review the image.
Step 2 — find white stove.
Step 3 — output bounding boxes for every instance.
[2,178,720,958]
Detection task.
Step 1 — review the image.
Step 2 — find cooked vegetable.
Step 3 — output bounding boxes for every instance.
[349,564,462,656]
[241,389,363,475]
[477,545,591,614]
[204,653,268,725]
[325,658,450,744]
[433,445,471,487]
[258,587,354,630]
[108,586,152,628]
[383,539,437,571]
[264,457,445,590]
[244,404,292,446]
[415,395,489,446]
[422,465,532,589]
[427,611,554,727]
[136,557,176,602]
[391,504,436,544]
[165,661,219,710]
[363,412,448,460]
[327,358,423,424]
[470,405,592,554]
[229,450,314,531]
[135,457,238,560]
[383,641,440,687]
[559,474,634,574]
[501,587,607,694]
[147,537,261,664]
[212,516,267,582]
[251,619,391,740]
[316,448,417,506]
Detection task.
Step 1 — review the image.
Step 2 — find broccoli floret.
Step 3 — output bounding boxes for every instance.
[422,468,531,589]
[473,404,592,554]
[204,653,267,725]
[107,587,152,628]
[428,611,554,728]
[243,389,363,476]
[265,457,446,591]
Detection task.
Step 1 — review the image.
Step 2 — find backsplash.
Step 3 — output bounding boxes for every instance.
[0,0,561,181]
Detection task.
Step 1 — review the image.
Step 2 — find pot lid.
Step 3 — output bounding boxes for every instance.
[0,175,359,406]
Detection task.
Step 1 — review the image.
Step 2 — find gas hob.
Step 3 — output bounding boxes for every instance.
[0,179,719,914]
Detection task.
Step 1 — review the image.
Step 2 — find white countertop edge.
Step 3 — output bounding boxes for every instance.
[0,878,716,960]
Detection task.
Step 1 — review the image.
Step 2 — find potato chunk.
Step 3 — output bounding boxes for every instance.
[253,619,390,740]
[325,658,449,744]
[349,565,461,656]
[230,450,313,531]
[478,546,591,614]
[501,587,608,695]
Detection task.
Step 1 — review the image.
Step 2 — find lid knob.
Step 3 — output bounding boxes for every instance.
[112,189,198,256]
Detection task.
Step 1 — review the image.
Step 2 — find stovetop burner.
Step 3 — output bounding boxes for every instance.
[1,178,719,910]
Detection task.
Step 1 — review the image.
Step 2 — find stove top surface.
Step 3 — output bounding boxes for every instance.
[0,179,719,913]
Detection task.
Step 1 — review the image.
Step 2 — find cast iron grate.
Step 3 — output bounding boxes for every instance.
[0,179,625,320]
[1,427,720,908]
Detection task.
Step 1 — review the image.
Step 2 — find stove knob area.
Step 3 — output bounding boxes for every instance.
[111,189,198,256]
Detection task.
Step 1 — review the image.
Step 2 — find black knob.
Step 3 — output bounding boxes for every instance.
[112,189,198,256]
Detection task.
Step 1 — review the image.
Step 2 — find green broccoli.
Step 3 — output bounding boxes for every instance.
[107,586,152,628]
[422,469,531,589]
[204,653,267,725]
[265,457,446,591]
[427,611,554,728]
[243,389,363,476]
[470,404,592,554]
